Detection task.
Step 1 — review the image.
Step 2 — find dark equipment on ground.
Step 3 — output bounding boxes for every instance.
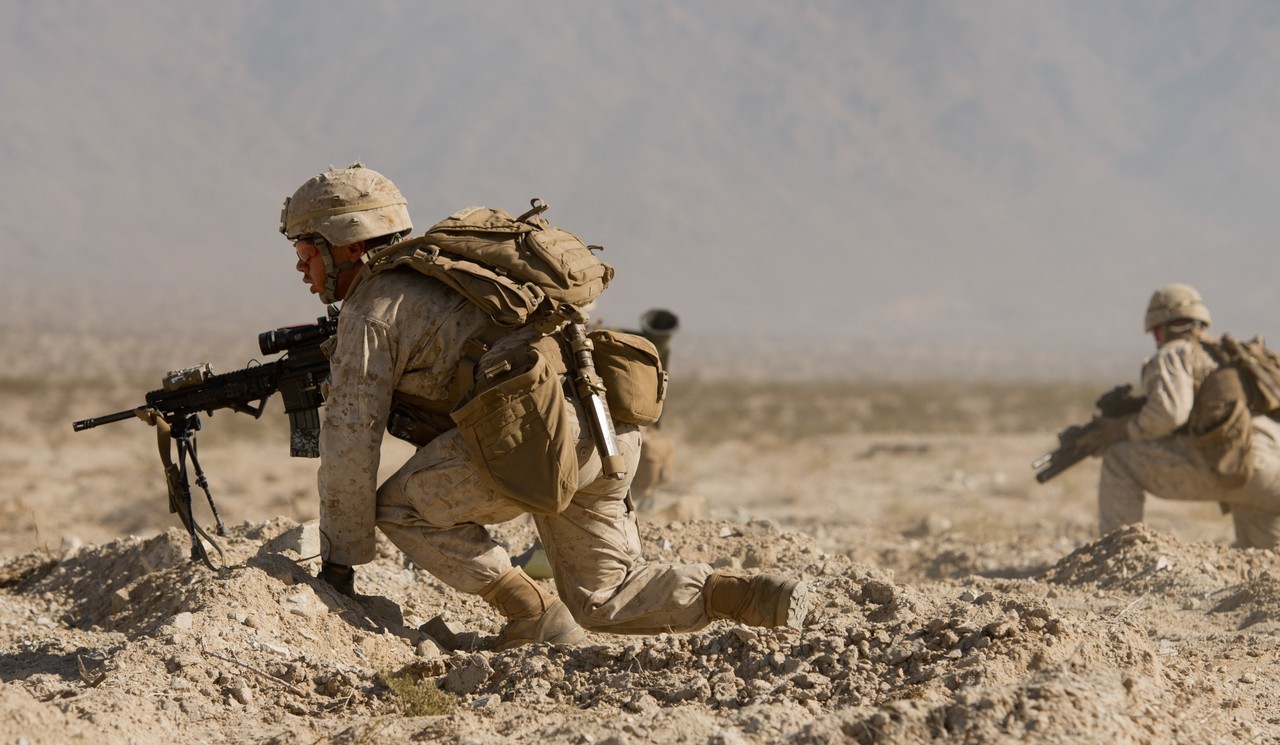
[636,308,679,371]
[71,314,338,568]
[1032,384,1147,483]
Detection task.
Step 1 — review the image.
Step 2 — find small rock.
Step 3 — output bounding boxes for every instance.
[443,654,493,695]
[110,588,131,614]
[230,683,253,705]
[743,546,776,569]
[861,580,895,605]
[711,556,743,570]
[622,692,657,714]
[170,612,194,630]
[260,520,321,558]
[416,637,446,658]
[280,588,317,618]
[421,616,465,650]
[254,640,291,657]
[918,513,952,536]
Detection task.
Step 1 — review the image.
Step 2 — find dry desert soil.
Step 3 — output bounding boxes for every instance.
[3,328,1279,744]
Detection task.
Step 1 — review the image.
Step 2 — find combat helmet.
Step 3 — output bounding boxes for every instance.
[1144,283,1211,332]
[280,163,412,245]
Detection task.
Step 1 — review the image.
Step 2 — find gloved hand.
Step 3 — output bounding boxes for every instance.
[1077,415,1131,457]
[318,561,355,597]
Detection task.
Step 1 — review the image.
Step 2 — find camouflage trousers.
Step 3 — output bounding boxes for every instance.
[1099,418,1280,548]
[631,427,676,512]
[375,396,715,634]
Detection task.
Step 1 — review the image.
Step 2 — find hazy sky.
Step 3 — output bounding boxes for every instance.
[3,1,1278,378]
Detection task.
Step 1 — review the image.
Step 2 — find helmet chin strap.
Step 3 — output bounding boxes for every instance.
[316,241,363,304]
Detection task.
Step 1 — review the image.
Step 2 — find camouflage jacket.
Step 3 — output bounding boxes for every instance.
[318,268,492,565]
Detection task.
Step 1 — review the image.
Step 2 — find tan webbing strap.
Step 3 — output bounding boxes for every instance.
[133,407,225,569]
[452,323,510,402]
[134,407,182,512]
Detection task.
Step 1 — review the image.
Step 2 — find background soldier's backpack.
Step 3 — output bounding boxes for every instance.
[1189,334,1280,487]
[1215,335,1280,416]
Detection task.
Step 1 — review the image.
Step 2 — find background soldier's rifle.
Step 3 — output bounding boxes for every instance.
[72,313,338,568]
[1031,384,1147,484]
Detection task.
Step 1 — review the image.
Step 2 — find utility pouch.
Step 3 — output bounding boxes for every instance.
[589,329,667,426]
[451,335,578,514]
[386,403,448,448]
[1190,366,1254,489]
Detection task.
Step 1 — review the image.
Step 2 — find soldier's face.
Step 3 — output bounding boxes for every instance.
[294,236,367,301]
[294,238,327,296]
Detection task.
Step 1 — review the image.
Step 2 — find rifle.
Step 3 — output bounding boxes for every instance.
[1031,384,1147,483]
[72,313,338,568]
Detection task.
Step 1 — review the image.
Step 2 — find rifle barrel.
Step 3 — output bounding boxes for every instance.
[72,408,140,431]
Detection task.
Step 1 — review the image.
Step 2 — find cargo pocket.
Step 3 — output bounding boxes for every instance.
[451,336,579,514]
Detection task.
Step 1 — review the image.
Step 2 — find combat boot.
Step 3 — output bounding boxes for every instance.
[704,570,808,629]
[480,566,587,651]
[318,561,355,597]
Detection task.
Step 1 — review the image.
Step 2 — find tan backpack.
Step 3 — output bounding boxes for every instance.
[361,199,614,327]
[360,200,662,513]
[1189,334,1280,487]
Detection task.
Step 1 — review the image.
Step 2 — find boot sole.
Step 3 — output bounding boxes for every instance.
[545,626,588,646]
[777,579,809,629]
[491,625,586,652]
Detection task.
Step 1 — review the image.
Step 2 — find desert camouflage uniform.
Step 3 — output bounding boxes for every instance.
[631,427,675,511]
[319,269,715,632]
[1099,336,1280,547]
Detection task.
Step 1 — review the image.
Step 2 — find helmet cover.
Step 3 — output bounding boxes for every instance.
[280,162,411,245]
[1144,283,1211,332]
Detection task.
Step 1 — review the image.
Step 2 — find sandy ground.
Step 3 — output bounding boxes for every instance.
[2,340,1278,744]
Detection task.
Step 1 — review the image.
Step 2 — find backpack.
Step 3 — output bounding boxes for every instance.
[361,199,614,327]
[1189,334,1280,487]
[359,199,658,513]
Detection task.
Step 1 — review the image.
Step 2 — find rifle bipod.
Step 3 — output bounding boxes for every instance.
[142,410,228,570]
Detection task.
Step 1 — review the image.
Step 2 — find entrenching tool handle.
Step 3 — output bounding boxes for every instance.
[562,320,627,480]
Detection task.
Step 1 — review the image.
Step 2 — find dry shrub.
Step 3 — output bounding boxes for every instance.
[377,670,457,716]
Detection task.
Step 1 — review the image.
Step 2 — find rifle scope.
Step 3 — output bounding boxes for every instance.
[258,316,339,356]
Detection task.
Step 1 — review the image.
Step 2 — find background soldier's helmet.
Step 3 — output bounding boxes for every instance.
[280,163,412,245]
[1144,283,1211,332]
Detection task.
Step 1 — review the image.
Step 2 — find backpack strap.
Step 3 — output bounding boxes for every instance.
[360,238,546,327]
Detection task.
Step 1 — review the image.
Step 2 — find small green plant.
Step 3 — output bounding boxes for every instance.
[377,670,457,716]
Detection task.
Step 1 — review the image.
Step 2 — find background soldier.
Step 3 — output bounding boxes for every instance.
[1084,284,1280,547]
[281,164,808,649]
[621,308,679,512]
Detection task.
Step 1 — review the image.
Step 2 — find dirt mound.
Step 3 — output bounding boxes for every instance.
[4,516,1278,743]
